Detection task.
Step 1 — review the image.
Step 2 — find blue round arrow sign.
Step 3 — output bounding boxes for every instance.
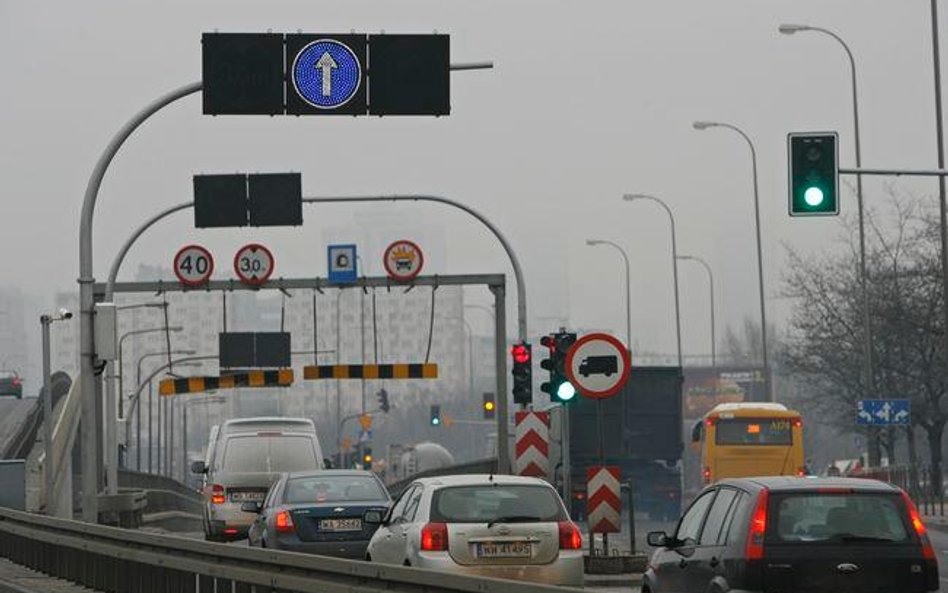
[291,39,362,109]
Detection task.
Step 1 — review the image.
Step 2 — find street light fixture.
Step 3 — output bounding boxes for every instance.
[585,239,632,351]
[130,348,196,472]
[691,121,771,401]
[621,194,683,368]
[778,20,875,425]
[677,255,716,369]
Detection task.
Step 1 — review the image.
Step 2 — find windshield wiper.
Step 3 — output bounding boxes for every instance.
[487,515,542,528]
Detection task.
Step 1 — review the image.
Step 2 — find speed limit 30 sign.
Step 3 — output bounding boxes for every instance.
[234,243,274,286]
[174,245,214,287]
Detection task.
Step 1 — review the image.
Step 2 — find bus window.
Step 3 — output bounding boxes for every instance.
[714,418,793,446]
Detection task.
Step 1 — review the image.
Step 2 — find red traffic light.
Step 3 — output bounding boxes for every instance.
[511,343,531,364]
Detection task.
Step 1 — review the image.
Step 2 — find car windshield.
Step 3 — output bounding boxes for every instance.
[284,475,386,503]
[715,418,794,446]
[220,435,318,473]
[770,493,910,543]
[430,484,566,523]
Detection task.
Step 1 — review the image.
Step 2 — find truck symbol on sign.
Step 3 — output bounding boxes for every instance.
[390,246,416,271]
[579,355,618,377]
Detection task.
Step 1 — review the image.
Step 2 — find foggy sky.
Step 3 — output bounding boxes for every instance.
[1,0,945,361]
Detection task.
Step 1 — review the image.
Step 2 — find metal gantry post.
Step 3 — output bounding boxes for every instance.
[491,284,510,474]
[40,316,55,515]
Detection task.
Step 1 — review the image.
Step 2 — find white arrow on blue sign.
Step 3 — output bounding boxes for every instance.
[856,399,911,426]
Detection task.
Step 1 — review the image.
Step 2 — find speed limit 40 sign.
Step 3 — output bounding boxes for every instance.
[174,245,214,287]
[234,243,274,286]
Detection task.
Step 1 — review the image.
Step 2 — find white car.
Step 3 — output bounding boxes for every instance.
[365,474,583,587]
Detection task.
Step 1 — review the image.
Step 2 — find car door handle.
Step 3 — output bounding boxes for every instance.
[709,557,720,568]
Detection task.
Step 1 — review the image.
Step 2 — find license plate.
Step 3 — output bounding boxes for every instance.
[319,518,362,531]
[230,491,265,502]
[476,541,532,558]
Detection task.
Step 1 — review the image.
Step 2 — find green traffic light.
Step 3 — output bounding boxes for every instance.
[557,382,577,402]
[431,417,440,426]
[804,186,824,207]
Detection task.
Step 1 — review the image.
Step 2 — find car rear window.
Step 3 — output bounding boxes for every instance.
[284,475,387,503]
[221,435,319,472]
[715,418,793,445]
[770,492,910,543]
[430,484,566,523]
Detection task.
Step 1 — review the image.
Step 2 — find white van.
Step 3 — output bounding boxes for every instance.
[193,417,325,541]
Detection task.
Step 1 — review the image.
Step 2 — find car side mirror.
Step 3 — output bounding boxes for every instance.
[240,501,262,513]
[190,461,207,475]
[363,510,384,525]
[691,421,703,444]
[323,458,334,469]
[646,530,669,547]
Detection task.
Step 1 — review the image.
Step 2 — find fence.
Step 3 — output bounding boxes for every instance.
[0,506,580,593]
[846,464,945,516]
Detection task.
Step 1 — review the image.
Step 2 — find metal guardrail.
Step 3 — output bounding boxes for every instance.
[0,506,583,593]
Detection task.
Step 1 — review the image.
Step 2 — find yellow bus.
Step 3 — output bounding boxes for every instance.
[691,402,805,486]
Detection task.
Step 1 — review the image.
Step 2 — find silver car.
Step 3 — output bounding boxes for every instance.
[365,474,584,587]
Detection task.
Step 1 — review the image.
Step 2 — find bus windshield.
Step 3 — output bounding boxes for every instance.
[714,417,794,446]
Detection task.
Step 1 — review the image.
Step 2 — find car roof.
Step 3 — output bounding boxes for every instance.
[284,469,378,480]
[409,474,553,488]
[717,476,900,493]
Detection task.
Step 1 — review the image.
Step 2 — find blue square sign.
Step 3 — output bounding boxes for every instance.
[856,399,911,426]
[328,244,358,283]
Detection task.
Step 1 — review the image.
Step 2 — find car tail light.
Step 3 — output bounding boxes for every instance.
[11,378,20,387]
[797,468,806,477]
[275,510,295,533]
[745,488,769,560]
[901,491,936,560]
[420,522,448,551]
[223,528,238,535]
[558,521,582,550]
[210,484,225,505]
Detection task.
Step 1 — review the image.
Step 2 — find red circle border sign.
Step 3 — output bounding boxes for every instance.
[383,240,425,281]
[565,332,632,399]
[173,244,214,287]
[233,243,275,286]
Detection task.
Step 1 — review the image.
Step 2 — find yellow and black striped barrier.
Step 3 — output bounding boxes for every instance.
[302,363,438,380]
[159,369,294,396]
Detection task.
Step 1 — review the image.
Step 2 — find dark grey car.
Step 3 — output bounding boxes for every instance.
[0,371,22,398]
[245,470,391,559]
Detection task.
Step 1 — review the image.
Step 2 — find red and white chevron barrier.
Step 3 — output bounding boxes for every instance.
[514,411,550,478]
[587,465,621,533]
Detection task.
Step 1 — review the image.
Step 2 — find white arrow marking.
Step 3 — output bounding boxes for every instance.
[316,52,338,97]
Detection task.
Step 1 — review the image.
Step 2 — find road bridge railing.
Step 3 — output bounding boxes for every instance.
[0,506,582,593]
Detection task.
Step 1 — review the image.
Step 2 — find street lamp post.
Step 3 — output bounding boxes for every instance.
[585,239,632,350]
[678,255,716,368]
[692,121,771,401]
[133,349,196,472]
[622,194,683,368]
[779,22,875,416]
[40,309,73,515]
[114,304,172,418]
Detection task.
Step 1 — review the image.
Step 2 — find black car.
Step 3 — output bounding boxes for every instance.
[244,469,391,559]
[0,371,23,398]
[644,476,938,593]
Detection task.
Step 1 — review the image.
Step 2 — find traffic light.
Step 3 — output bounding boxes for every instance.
[511,342,532,405]
[540,332,578,403]
[430,404,441,426]
[377,389,390,413]
[483,393,496,419]
[362,447,373,466]
[788,132,839,216]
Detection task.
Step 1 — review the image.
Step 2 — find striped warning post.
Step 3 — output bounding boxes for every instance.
[302,363,438,380]
[158,369,294,396]
[514,411,550,479]
[586,466,621,533]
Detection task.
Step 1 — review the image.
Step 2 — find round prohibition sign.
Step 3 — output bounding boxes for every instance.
[173,244,214,287]
[233,243,275,286]
[565,332,632,399]
[383,240,425,281]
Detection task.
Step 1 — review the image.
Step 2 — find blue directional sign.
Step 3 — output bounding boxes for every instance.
[328,244,358,283]
[856,399,911,426]
[291,38,363,110]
